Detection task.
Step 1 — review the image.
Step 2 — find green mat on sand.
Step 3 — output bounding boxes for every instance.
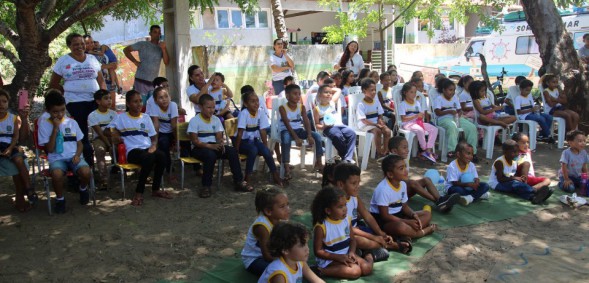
[196,188,565,283]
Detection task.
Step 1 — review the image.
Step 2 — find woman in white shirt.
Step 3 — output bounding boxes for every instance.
[334,41,364,75]
[269,38,294,96]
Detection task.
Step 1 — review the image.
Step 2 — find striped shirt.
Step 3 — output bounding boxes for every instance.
[187,113,223,143]
[109,112,156,156]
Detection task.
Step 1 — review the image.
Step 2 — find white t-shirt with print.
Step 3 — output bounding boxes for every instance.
[434,95,460,121]
[52,54,101,104]
[445,160,479,190]
[147,101,179,134]
[369,178,408,215]
[187,113,223,144]
[109,112,156,156]
[514,95,535,120]
[237,109,270,141]
[88,109,117,140]
[38,117,84,162]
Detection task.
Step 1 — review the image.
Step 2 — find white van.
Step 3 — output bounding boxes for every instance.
[442,11,589,78]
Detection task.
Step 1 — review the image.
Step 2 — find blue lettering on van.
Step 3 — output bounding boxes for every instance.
[515,20,578,33]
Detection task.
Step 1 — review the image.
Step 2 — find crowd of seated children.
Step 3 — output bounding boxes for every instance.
[541,73,579,132]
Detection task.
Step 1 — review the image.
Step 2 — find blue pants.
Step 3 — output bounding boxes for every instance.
[246,257,271,277]
[494,180,535,200]
[238,138,277,174]
[324,126,356,161]
[66,101,97,166]
[191,145,243,187]
[280,129,323,164]
[558,175,581,193]
[504,105,515,115]
[448,182,490,201]
[525,113,553,137]
[272,80,284,96]
[158,132,173,173]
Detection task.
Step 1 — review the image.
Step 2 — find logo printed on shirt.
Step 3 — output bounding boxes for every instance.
[6,125,12,132]
[140,123,145,129]
[65,127,71,134]
[345,225,350,237]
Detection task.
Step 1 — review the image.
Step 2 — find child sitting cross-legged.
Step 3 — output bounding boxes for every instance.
[258,222,325,283]
[558,130,589,193]
[445,141,491,206]
[489,139,552,204]
[88,89,116,190]
[369,155,437,240]
[357,78,392,157]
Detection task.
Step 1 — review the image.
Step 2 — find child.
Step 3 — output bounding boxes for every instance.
[312,85,356,163]
[369,155,436,239]
[241,188,290,276]
[504,75,526,115]
[258,222,325,283]
[240,85,280,162]
[88,89,116,190]
[277,75,294,99]
[108,90,170,206]
[514,79,554,142]
[512,132,552,190]
[312,186,374,279]
[0,89,36,212]
[38,90,92,213]
[398,83,438,163]
[368,70,380,84]
[542,74,579,131]
[235,91,282,186]
[388,136,459,213]
[188,94,252,198]
[208,72,234,120]
[331,72,343,91]
[357,78,391,156]
[445,142,491,206]
[558,130,589,193]
[377,72,395,127]
[457,75,474,120]
[144,77,168,113]
[146,87,178,178]
[433,78,478,161]
[334,162,411,254]
[279,84,324,178]
[489,140,552,204]
[471,80,515,128]
[339,70,355,97]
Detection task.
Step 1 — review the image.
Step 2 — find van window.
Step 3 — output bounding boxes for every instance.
[516,36,539,54]
[465,41,485,57]
[574,32,587,49]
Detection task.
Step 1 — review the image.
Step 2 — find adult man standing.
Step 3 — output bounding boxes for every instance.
[124,25,170,96]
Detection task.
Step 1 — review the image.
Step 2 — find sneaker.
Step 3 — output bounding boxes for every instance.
[54,199,66,214]
[436,193,460,213]
[458,195,474,206]
[531,186,550,205]
[541,186,553,203]
[423,151,437,163]
[368,247,390,262]
[79,189,90,205]
[479,191,491,200]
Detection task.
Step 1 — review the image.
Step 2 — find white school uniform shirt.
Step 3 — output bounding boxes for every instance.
[258,96,270,120]
[88,109,117,140]
[315,216,352,269]
[517,150,536,177]
[208,86,227,113]
[38,116,84,162]
[369,179,408,215]
[52,54,101,104]
[145,95,157,114]
[488,155,518,189]
[279,103,304,132]
[398,100,422,127]
[478,96,494,111]
[147,101,179,134]
[304,84,320,111]
[316,102,343,127]
[241,215,273,269]
[514,94,535,120]
[459,90,473,108]
[109,112,156,157]
[0,113,16,144]
[237,109,270,140]
[433,94,460,121]
[543,88,561,114]
[187,113,223,144]
[186,84,202,114]
[445,160,479,190]
[357,98,383,129]
[379,87,393,105]
[346,196,359,227]
[257,257,304,283]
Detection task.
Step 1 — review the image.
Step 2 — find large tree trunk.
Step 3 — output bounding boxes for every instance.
[521,0,589,124]
[270,0,288,44]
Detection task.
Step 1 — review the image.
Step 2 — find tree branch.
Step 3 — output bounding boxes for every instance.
[36,0,57,26]
[0,46,19,66]
[48,0,123,40]
[381,0,419,31]
[0,20,20,48]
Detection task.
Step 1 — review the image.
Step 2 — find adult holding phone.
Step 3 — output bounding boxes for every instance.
[49,33,106,166]
[269,38,294,95]
[123,25,170,98]
[334,40,364,75]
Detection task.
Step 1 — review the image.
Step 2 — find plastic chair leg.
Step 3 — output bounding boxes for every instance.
[361,135,373,171]
[180,161,185,190]
[44,176,51,215]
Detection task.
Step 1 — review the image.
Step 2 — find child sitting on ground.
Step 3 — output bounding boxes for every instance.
[38,90,92,213]
[514,79,554,143]
[512,132,552,190]
[88,89,117,190]
[146,87,178,180]
[188,94,252,198]
[542,73,579,132]
[369,155,436,239]
[0,89,36,212]
[258,222,325,283]
[471,80,515,128]
[279,84,324,178]
[207,72,234,121]
[558,130,589,193]
[241,188,290,276]
[388,136,459,213]
[334,162,411,255]
[357,78,391,157]
[489,140,552,204]
[312,186,374,279]
[445,142,491,206]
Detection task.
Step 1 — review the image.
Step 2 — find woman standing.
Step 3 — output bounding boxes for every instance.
[269,39,294,95]
[49,33,106,165]
[334,41,364,75]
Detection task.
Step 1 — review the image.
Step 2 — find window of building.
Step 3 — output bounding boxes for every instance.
[516,36,539,54]
[216,8,270,29]
[191,10,204,29]
[217,10,229,28]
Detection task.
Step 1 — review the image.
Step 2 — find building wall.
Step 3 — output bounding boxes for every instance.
[90,15,153,45]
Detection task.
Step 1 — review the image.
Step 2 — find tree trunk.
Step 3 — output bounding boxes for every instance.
[521,0,589,123]
[270,0,288,44]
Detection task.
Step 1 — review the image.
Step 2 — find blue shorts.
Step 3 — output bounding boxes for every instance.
[49,157,89,174]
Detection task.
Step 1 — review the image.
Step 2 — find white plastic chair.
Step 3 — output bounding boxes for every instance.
[473,107,507,160]
[539,86,566,149]
[513,104,538,151]
[347,86,376,171]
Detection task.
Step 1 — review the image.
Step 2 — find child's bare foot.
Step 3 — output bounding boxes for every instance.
[14,198,32,212]
[283,164,292,180]
[420,223,437,237]
[272,172,283,187]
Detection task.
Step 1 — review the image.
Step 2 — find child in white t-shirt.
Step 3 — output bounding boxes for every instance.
[357,79,391,156]
[445,142,490,206]
[88,89,116,190]
[146,87,178,177]
[208,72,233,120]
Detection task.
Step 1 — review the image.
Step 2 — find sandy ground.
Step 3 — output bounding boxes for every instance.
[0,96,584,282]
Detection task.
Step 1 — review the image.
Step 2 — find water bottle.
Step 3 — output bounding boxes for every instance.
[55,131,64,154]
[582,173,589,196]
[436,176,446,195]
[117,143,127,164]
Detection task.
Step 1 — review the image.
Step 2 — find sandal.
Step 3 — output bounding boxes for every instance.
[152,190,173,199]
[131,196,144,206]
[15,200,32,213]
[235,181,254,192]
[198,187,211,198]
[395,237,413,254]
[25,188,38,205]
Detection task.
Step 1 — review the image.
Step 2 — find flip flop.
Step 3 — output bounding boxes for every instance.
[235,181,254,192]
[396,237,413,254]
[130,196,144,206]
[152,190,173,199]
[199,187,212,198]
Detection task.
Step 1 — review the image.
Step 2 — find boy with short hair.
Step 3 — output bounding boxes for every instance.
[388,136,459,212]
[445,142,490,206]
[277,75,295,99]
[489,139,552,204]
[38,90,92,213]
[88,89,117,190]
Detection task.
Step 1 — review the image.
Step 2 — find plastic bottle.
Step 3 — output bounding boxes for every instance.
[117,143,127,164]
[55,131,64,154]
[437,176,446,195]
[583,173,589,196]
